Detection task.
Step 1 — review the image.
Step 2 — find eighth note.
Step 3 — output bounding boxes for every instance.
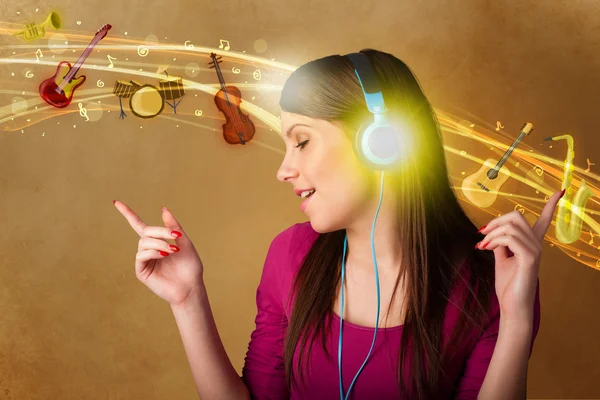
[589,231,594,245]
[107,55,116,68]
[36,49,43,62]
[495,121,504,131]
[219,39,230,51]
[585,158,595,173]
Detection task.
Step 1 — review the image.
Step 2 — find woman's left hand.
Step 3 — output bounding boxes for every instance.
[477,189,565,323]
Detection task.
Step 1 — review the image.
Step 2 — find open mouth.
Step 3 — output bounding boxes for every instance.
[300,189,315,199]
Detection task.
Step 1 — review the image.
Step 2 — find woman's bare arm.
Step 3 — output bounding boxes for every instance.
[477,318,532,399]
[170,284,251,400]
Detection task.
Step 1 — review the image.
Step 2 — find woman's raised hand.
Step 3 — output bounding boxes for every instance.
[114,201,205,307]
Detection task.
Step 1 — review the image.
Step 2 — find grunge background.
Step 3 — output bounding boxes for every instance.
[0,0,599,398]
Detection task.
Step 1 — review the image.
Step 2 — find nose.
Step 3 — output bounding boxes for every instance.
[276,154,299,182]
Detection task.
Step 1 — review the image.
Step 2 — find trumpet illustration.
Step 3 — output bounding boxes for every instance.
[13,12,62,41]
[545,134,595,244]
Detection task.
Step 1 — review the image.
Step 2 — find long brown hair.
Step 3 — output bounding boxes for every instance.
[279,49,495,399]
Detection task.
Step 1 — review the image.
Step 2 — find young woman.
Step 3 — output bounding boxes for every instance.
[114,49,562,399]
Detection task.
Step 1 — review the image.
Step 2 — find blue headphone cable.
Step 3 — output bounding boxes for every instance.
[338,170,386,400]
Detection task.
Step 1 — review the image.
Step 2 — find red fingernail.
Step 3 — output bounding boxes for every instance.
[481,242,488,249]
[475,241,482,249]
[112,200,116,204]
[171,230,182,238]
[560,189,566,198]
[477,225,487,233]
[169,244,180,252]
[159,251,169,256]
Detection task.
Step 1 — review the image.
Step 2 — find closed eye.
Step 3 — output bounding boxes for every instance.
[295,140,309,149]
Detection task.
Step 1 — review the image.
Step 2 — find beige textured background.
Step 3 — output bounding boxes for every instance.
[1,0,600,398]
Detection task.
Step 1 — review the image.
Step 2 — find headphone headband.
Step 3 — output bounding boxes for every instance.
[344,51,387,114]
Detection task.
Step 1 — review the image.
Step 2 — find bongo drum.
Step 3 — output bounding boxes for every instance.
[129,84,164,119]
[159,75,185,114]
[113,80,135,119]
[113,80,135,98]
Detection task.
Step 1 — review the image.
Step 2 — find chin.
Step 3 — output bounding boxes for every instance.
[308,216,345,234]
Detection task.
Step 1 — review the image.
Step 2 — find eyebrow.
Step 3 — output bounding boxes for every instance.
[285,123,312,138]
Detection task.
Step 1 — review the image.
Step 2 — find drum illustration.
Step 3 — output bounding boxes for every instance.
[159,73,185,114]
[113,80,135,119]
[129,84,164,119]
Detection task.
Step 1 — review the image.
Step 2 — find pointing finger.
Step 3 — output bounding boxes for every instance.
[532,189,565,241]
[113,200,148,237]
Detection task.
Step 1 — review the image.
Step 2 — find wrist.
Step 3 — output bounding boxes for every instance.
[170,283,207,311]
[499,315,533,336]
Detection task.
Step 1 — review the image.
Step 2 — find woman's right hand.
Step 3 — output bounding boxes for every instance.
[114,200,205,307]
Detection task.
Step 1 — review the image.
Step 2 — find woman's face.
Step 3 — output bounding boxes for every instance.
[277,111,376,233]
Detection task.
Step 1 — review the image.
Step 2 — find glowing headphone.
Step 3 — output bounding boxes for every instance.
[344,51,402,170]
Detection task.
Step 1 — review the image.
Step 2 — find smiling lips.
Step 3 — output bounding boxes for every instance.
[294,188,316,198]
[295,188,316,212]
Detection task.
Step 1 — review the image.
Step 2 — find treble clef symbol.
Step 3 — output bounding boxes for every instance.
[78,103,89,121]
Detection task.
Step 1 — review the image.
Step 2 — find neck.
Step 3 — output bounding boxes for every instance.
[344,195,402,275]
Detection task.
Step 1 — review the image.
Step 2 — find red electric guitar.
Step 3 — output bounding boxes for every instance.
[39,24,111,108]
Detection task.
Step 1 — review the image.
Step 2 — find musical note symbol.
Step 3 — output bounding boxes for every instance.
[25,70,33,78]
[253,69,262,80]
[589,231,594,245]
[544,194,550,201]
[107,55,117,68]
[515,161,520,167]
[78,103,89,121]
[96,79,104,87]
[514,204,525,214]
[137,45,149,57]
[219,39,230,51]
[232,67,240,74]
[495,121,504,131]
[184,40,194,49]
[526,165,545,186]
[35,49,43,62]
[194,109,203,116]
[585,158,595,173]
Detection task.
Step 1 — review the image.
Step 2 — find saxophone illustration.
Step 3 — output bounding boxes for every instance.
[545,134,595,244]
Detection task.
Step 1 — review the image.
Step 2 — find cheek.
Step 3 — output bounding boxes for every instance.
[322,163,372,209]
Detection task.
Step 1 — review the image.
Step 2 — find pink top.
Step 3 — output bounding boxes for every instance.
[241,222,541,399]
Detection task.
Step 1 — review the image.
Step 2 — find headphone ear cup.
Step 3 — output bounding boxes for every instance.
[354,120,401,170]
[353,121,370,167]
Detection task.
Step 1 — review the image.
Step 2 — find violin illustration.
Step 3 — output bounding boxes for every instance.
[208,52,255,145]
